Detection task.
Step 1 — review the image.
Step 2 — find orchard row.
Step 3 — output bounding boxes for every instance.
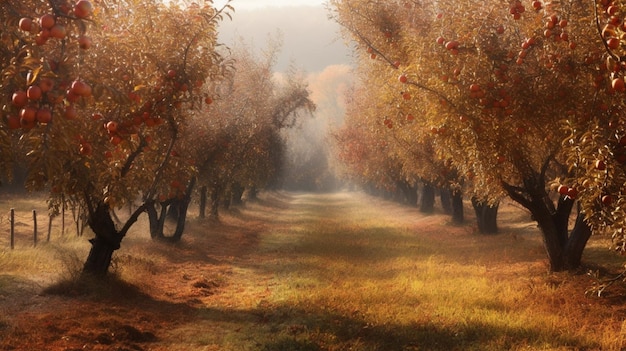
[330,0,626,271]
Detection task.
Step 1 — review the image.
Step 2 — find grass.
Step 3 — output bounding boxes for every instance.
[2,191,626,350]
[158,193,626,351]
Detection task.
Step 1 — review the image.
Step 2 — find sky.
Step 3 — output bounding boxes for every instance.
[216,0,353,73]
[215,0,327,10]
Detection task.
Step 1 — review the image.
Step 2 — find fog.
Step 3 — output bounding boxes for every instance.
[218,5,355,191]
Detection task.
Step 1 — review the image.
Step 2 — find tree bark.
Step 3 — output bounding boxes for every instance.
[199,185,207,219]
[83,203,121,276]
[439,188,452,214]
[419,182,435,213]
[231,183,245,206]
[451,190,464,224]
[503,176,592,272]
[210,185,220,218]
[471,197,499,234]
[564,213,592,270]
[247,186,258,202]
[83,237,117,276]
[147,178,195,242]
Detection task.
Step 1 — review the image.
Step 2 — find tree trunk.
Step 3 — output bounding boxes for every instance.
[563,213,592,269]
[420,182,435,213]
[210,185,220,218]
[147,178,195,242]
[82,203,121,276]
[471,197,499,234]
[439,188,452,214]
[83,237,117,276]
[222,193,231,210]
[166,200,181,221]
[231,183,244,206]
[451,190,464,224]
[199,185,207,219]
[147,201,168,240]
[396,180,417,206]
[504,178,592,272]
[247,186,258,202]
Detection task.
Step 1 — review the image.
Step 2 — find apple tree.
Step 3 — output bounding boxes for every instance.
[330,0,609,270]
[188,41,315,218]
[1,0,230,275]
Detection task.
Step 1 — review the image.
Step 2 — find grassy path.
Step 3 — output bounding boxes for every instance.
[164,192,626,351]
[2,191,625,350]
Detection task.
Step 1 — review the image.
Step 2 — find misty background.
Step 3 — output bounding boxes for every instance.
[218,4,355,191]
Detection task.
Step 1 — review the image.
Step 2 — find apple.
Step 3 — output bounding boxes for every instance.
[398,74,408,83]
[595,159,607,170]
[36,108,52,123]
[106,121,118,133]
[12,91,28,107]
[607,37,620,50]
[557,185,569,195]
[26,85,42,100]
[64,105,77,119]
[19,107,37,122]
[39,77,54,92]
[79,142,92,156]
[5,115,21,130]
[566,187,578,199]
[78,36,91,49]
[74,0,94,18]
[18,18,32,31]
[70,80,92,97]
[612,77,625,92]
[602,194,613,206]
[49,24,66,39]
[40,14,55,29]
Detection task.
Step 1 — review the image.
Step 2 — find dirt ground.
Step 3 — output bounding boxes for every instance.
[1,191,625,351]
[0,192,270,351]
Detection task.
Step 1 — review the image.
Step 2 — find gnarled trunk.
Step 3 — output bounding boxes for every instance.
[504,177,592,272]
[83,203,121,276]
[146,178,195,242]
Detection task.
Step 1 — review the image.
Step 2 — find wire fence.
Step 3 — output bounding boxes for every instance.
[2,203,85,249]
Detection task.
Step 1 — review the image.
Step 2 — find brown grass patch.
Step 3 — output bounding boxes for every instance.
[0,191,625,350]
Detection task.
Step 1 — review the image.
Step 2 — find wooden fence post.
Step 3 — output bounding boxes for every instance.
[61,194,65,236]
[33,209,37,247]
[47,215,53,242]
[10,208,14,250]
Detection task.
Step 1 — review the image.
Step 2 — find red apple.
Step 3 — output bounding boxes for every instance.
[36,108,52,123]
[12,91,28,107]
[74,0,94,18]
[602,194,613,206]
[26,85,42,100]
[40,14,55,29]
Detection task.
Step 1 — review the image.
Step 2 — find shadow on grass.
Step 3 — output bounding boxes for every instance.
[193,302,593,351]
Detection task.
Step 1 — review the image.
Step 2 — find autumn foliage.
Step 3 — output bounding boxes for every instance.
[330,0,626,271]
